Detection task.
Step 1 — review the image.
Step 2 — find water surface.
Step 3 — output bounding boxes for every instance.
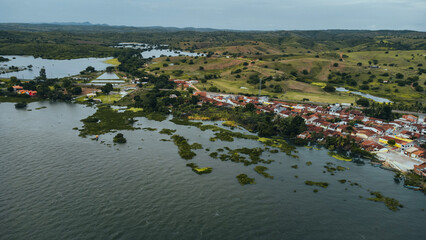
[0,102,424,239]
[0,56,114,79]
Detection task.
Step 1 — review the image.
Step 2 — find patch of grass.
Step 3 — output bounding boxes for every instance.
[95,94,122,104]
[104,58,120,66]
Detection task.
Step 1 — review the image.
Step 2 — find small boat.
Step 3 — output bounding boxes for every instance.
[404,185,421,190]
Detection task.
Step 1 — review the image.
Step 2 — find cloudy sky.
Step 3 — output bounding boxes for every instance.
[1,0,425,30]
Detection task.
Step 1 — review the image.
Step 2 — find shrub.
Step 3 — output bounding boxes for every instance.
[113,133,127,144]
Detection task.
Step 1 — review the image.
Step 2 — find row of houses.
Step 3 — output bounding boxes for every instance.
[192,91,426,170]
[12,86,37,96]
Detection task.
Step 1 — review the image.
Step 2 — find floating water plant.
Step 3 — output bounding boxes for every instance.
[79,106,143,137]
[236,174,255,185]
[338,179,347,184]
[367,191,403,211]
[190,143,203,149]
[254,166,274,179]
[171,134,196,160]
[291,165,298,169]
[306,161,312,166]
[328,152,352,162]
[159,128,177,135]
[142,127,157,131]
[305,181,329,188]
[186,163,212,175]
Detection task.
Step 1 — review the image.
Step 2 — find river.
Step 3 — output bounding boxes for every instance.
[0,56,114,79]
[0,102,424,239]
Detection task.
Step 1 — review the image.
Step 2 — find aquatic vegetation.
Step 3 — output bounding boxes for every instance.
[338,179,347,184]
[170,118,203,127]
[215,147,272,166]
[142,127,157,131]
[186,163,212,175]
[35,106,47,110]
[305,181,329,188]
[367,191,403,211]
[324,162,348,174]
[160,139,171,142]
[258,137,296,156]
[269,149,279,154]
[254,166,274,179]
[79,106,143,137]
[313,189,319,193]
[348,181,361,187]
[14,102,27,109]
[126,107,143,112]
[404,171,425,193]
[209,152,218,159]
[159,128,177,135]
[113,133,127,144]
[328,152,352,162]
[190,143,203,149]
[236,174,256,185]
[171,134,196,160]
[306,161,312,166]
[291,165,298,169]
[222,121,237,127]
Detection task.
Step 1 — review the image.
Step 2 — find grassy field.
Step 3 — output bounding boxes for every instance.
[145,47,425,104]
[95,94,122,104]
[104,58,120,66]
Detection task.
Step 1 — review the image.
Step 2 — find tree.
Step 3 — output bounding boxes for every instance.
[62,79,72,89]
[70,87,82,95]
[323,85,336,92]
[387,139,396,146]
[302,69,309,75]
[106,66,114,73]
[357,62,362,66]
[333,63,339,67]
[245,103,255,112]
[39,68,47,80]
[101,83,113,94]
[356,98,370,107]
[85,66,95,72]
[396,73,404,79]
[273,85,283,93]
[113,133,127,143]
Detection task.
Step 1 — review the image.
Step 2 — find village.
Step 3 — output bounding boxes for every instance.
[190,86,426,177]
[9,75,426,178]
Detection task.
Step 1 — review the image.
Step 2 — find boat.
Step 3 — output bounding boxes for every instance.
[403,185,421,190]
